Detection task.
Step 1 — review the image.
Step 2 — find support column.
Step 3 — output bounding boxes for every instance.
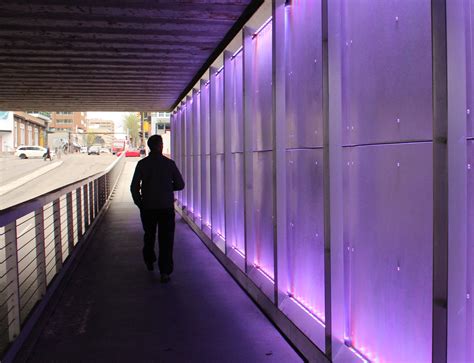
[243,26,256,273]
[272,0,286,306]
[431,0,449,361]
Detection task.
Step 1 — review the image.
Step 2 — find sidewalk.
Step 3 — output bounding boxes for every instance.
[16,161,301,363]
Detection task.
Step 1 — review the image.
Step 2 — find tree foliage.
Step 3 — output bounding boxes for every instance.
[123,113,140,147]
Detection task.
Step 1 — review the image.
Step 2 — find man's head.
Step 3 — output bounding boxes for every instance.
[147,134,163,153]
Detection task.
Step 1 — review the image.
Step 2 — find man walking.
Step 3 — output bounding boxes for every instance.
[130,135,185,282]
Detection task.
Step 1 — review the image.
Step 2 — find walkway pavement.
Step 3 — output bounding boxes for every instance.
[16,160,301,363]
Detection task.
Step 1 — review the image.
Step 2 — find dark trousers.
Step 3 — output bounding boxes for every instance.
[140,208,175,274]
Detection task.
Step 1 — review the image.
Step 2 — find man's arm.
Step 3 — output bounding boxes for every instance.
[130,163,143,208]
[171,161,185,191]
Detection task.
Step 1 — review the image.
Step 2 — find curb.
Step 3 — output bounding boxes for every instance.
[0,161,64,196]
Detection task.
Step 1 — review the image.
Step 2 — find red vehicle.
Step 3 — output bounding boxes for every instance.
[111,140,126,155]
[124,149,140,157]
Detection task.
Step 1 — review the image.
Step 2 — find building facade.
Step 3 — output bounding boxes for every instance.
[0,111,49,152]
[87,118,115,149]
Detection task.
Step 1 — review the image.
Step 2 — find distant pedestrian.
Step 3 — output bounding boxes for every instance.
[130,134,185,282]
[43,147,52,161]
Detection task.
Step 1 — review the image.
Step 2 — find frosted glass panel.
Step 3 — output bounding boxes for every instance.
[342,0,432,145]
[192,156,201,220]
[252,23,273,151]
[230,52,244,153]
[253,151,274,278]
[286,149,325,318]
[214,72,225,155]
[212,154,225,242]
[286,0,323,149]
[468,140,474,361]
[185,102,193,212]
[202,155,211,232]
[201,85,210,156]
[181,109,187,207]
[227,153,245,253]
[344,143,432,362]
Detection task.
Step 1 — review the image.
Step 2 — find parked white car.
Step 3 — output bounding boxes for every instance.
[80,146,88,153]
[15,146,54,159]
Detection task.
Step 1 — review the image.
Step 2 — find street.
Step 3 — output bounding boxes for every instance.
[0,153,119,210]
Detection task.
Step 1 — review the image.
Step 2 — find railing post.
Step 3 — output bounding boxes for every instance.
[53,199,63,271]
[83,184,89,228]
[94,179,99,216]
[34,209,47,297]
[66,192,74,254]
[89,181,94,222]
[76,187,83,239]
[4,221,20,341]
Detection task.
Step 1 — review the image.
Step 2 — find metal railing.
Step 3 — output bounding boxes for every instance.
[0,155,125,357]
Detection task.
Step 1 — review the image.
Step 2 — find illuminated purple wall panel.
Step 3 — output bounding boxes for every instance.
[253,151,274,278]
[193,91,201,220]
[200,84,211,234]
[252,23,272,152]
[186,100,193,213]
[468,140,474,361]
[341,0,432,146]
[181,109,188,207]
[214,72,225,155]
[285,149,325,318]
[230,52,244,153]
[212,154,225,245]
[228,153,245,253]
[202,155,211,234]
[344,143,433,362]
[286,0,323,149]
[201,85,210,156]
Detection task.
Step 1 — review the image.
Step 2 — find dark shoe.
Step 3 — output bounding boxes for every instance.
[145,261,154,271]
[160,274,170,283]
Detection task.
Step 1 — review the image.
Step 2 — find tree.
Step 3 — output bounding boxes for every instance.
[123,112,140,147]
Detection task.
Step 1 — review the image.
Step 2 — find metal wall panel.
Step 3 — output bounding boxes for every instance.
[341,0,432,145]
[468,140,474,361]
[285,149,325,318]
[212,154,225,244]
[215,72,225,155]
[227,153,245,253]
[252,151,274,278]
[200,84,211,233]
[286,0,323,149]
[186,99,193,213]
[181,108,188,207]
[343,143,433,362]
[252,23,273,152]
[193,91,201,221]
[230,52,244,153]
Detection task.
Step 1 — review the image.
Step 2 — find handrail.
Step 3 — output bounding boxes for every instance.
[0,154,125,358]
[0,155,124,227]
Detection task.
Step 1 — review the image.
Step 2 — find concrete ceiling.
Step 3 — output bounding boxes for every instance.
[0,0,262,112]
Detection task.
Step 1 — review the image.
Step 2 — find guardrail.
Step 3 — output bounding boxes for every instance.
[0,155,125,357]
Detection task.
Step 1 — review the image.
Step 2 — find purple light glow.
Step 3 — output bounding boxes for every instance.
[287,293,325,327]
[253,264,274,283]
[231,46,243,59]
[232,246,245,259]
[252,16,272,38]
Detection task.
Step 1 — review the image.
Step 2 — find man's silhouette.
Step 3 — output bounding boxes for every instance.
[130,135,185,282]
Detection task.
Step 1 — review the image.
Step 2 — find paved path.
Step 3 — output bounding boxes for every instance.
[16,160,301,363]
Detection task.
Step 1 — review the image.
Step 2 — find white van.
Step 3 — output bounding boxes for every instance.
[15,146,53,159]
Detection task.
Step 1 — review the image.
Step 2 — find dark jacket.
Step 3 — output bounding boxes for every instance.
[130,152,185,210]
